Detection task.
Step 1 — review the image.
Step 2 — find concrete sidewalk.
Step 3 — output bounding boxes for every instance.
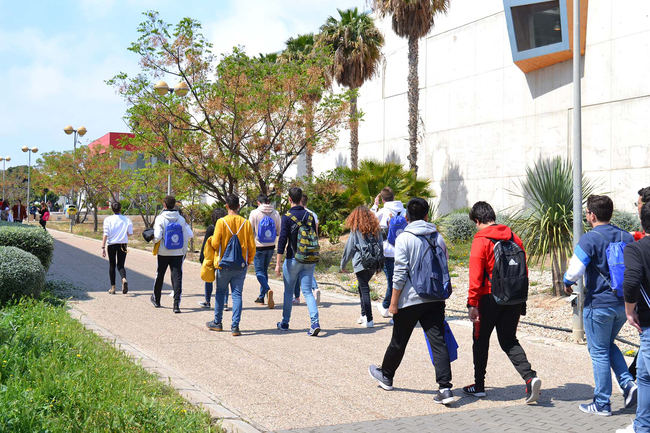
[47,229,635,432]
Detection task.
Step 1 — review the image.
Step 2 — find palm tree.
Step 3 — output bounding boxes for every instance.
[372,0,450,175]
[318,8,384,170]
[510,157,597,296]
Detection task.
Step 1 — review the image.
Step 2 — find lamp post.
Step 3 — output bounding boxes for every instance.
[153,81,189,196]
[63,125,87,232]
[0,156,10,200]
[21,147,38,213]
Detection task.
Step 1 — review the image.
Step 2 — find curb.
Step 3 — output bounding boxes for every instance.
[67,305,266,433]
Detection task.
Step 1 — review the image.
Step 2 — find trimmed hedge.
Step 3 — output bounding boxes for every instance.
[611,210,639,232]
[0,246,45,304]
[441,213,476,243]
[0,223,54,270]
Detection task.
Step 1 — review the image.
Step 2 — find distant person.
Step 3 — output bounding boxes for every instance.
[564,195,636,415]
[633,187,650,241]
[275,186,321,336]
[11,200,27,223]
[293,193,320,305]
[340,206,383,327]
[101,202,133,295]
[0,201,11,222]
[198,208,227,309]
[150,195,193,313]
[206,195,256,336]
[464,201,541,404]
[30,203,38,221]
[249,193,281,308]
[371,187,407,321]
[38,203,49,230]
[618,202,650,433]
[368,198,454,405]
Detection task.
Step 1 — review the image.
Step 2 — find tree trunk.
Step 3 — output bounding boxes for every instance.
[305,103,315,178]
[349,92,359,170]
[407,35,419,175]
[551,249,568,296]
[93,206,98,232]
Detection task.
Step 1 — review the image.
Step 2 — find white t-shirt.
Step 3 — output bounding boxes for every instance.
[305,207,319,226]
[103,214,133,245]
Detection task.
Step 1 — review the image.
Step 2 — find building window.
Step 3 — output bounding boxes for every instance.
[511,1,562,52]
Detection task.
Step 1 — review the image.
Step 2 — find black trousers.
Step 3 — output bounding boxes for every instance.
[39,220,46,230]
[356,269,374,322]
[153,255,183,303]
[107,244,127,286]
[473,294,535,386]
[381,301,452,389]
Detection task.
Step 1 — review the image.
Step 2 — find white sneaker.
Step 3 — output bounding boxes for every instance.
[365,320,374,328]
[168,290,174,298]
[357,315,366,324]
[616,424,635,433]
[377,304,390,318]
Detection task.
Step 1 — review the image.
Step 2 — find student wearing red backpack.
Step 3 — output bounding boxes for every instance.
[564,195,636,415]
[464,201,541,404]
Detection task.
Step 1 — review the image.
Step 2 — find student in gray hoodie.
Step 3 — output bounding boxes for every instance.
[249,193,282,308]
[369,198,454,405]
[340,206,384,328]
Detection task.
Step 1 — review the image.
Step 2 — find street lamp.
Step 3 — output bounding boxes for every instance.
[21,146,38,213]
[64,125,87,232]
[153,80,189,196]
[0,156,10,200]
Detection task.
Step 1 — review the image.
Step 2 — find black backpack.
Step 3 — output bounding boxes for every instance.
[359,234,384,271]
[486,235,528,305]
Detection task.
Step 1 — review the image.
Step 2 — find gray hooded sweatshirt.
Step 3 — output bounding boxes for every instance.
[393,220,449,309]
[153,210,194,256]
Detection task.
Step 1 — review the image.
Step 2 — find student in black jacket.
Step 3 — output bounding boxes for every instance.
[623,202,650,433]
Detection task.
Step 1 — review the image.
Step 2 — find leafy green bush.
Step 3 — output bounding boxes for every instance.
[296,170,349,226]
[496,212,515,227]
[0,246,45,304]
[0,224,54,270]
[441,213,476,243]
[321,220,343,244]
[611,210,639,232]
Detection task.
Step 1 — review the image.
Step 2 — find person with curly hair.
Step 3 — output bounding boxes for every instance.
[340,206,384,327]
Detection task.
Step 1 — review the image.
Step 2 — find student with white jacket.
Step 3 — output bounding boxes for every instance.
[150,195,193,313]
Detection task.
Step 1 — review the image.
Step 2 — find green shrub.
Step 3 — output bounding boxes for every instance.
[321,220,343,244]
[0,224,54,270]
[611,210,639,232]
[0,246,45,304]
[441,213,476,243]
[496,212,514,227]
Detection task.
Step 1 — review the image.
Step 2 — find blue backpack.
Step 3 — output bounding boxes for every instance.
[219,221,247,270]
[164,221,184,250]
[410,232,452,300]
[387,211,408,246]
[257,214,277,243]
[596,230,629,297]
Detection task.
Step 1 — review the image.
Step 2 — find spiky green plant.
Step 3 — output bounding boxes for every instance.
[510,156,597,296]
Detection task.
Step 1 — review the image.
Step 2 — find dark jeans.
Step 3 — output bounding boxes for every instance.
[382,257,395,308]
[472,294,536,386]
[356,269,374,322]
[107,243,127,286]
[254,248,275,298]
[153,255,183,303]
[39,220,47,230]
[381,301,452,389]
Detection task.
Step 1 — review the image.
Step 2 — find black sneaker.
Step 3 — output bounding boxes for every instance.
[198,301,211,309]
[254,296,264,304]
[232,327,241,336]
[623,381,638,409]
[173,302,181,314]
[150,294,161,308]
[433,388,454,405]
[368,365,393,391]
[525,377,542,404]
[122,279,128,294]
[206,321,223,331]
[462,383,486,397]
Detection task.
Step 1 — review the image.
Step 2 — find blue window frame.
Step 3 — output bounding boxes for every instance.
[504,0,569,62]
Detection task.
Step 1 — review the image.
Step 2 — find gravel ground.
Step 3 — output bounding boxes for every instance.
[315,266,640,354]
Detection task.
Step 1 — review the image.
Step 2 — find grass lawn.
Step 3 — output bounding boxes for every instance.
[0,295,220,433]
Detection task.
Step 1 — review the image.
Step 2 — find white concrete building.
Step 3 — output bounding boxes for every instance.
[319,0,650,215]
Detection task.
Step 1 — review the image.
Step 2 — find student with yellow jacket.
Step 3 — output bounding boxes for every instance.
[206,195,256,336]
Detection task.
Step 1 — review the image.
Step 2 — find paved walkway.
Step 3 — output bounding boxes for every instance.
[47,229,636,432]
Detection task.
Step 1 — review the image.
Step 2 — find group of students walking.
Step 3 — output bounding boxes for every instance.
[100,184,650,428]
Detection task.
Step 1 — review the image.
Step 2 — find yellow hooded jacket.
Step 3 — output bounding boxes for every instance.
[200,235,216,282]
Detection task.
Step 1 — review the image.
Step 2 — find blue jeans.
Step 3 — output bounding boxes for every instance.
[205,281,228,305]
[382,257,395,309]
[583,305,634,407]
[294,276,318,299]
[254,249,274,298]
[282,259,319,326]
[636,327,650,433]
[214,267,247,329]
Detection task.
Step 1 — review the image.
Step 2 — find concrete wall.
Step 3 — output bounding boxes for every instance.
[318,0,650,215]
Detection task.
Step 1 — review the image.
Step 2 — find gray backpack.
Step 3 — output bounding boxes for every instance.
[358,233,383,271]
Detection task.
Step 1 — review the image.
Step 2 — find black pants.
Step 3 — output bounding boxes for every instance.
[39,220,46,230]
[107,244,127,286]
[381,301,452,389]
[356,269,374,322]
[153,255,183,303]
[473,294,535,386]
